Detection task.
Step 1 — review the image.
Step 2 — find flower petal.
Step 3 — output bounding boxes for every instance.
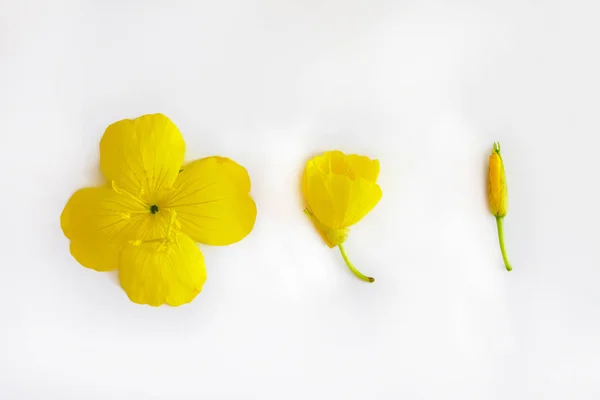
[167,157,257,246]
[303,162,382,229]
[119,233,207,306]
[60,187,153,271]
[336,177,382,227]
[309,151,380,181]
[69,238,120,272]
[61,187,146,238]
[346,155,380,182]
[99,114,185,199]
[310,151,349,176]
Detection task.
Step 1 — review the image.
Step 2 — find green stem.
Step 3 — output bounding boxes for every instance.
[338,243,375,283]
[495,216,512,271]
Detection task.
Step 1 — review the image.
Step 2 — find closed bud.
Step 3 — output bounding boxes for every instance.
[488,142,508,217]
[488,142,512,271]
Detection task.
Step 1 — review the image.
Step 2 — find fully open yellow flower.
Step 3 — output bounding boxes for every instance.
[488,142,512,271]
[61,114,257,306]
[302,151,382,282]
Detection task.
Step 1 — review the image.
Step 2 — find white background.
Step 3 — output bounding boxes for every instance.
[1,0,599,399]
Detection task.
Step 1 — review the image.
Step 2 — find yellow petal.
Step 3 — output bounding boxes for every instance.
[61,187,145,239]
[346,154,380,182]
[310,150,350,176]
[309,151,380,181]
[61,187,101,239]
[167,156,257,246]
[99,114,185,199]
[60,187,158,271]
[69,238,120,272]
[303,160,382,230]
[302,162,336,226]
[119,233,207,307]
[339,177,382,226]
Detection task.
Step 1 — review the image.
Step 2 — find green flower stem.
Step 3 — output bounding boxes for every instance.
[338,243,375,283]
[495,216,512,272]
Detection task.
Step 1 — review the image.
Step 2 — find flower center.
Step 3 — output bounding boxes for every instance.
[149,204,159,214]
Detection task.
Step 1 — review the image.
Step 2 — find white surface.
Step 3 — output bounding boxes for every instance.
[1,1,599,399]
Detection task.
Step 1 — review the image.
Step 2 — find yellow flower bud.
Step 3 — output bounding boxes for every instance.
[303,151,382,282]
[488,142,508,217]
[488,142,512,271]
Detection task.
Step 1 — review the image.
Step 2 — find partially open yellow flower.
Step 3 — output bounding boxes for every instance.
[302,151,382,282]
[61,114,257,306]
[488,142,512,271]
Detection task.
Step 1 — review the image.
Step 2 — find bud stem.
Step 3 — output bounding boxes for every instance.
[338,243,375,283]
[495,216,512,271]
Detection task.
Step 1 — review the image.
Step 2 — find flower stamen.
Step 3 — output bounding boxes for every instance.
[127,209,179,252]
[165,209,177,241]
[111,181,149,209]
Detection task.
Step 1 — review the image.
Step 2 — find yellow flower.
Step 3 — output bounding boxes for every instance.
[302,150,382,282]
[488,142,512,271]
[61,114,257,306]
